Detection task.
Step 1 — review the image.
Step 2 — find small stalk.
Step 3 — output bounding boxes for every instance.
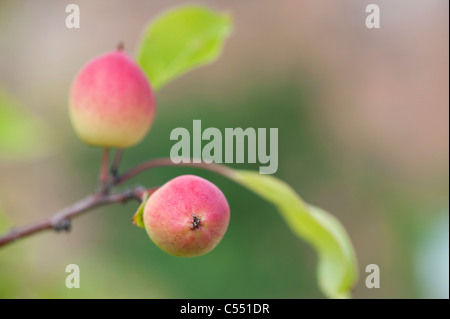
[99,148,110,187]
[111,149,124,178]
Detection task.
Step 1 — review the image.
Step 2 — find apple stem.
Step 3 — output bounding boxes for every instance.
[99,148,110,188]
[111,149,124,178]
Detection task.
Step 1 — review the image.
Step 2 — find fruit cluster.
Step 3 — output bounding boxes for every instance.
[69,47,230,257]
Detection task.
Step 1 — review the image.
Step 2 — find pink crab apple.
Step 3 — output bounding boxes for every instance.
[144,175,230,257]
[69,47,155,148]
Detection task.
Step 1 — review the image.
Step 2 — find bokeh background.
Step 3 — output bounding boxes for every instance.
[0,0,448,298]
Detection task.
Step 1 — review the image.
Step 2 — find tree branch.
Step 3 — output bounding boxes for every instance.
[99,148,110,187]
[114,158,235,186]
[0,187,146,248]
[110,148,124,178]
[0,157,233,249]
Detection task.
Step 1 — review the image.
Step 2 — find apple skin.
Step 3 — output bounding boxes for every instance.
[69,50,155,148]
[143,175,230,257]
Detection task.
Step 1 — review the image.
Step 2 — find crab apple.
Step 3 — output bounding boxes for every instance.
[144,175,230,257]
[69,48,155,148]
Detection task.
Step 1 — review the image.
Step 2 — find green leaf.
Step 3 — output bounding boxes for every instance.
[232,170,358,299]
[0,90,51,161]
[132,192,150,229]
[136,5,232,91]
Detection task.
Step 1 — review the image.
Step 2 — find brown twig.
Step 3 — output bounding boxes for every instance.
[114,158,234,186]
[0,187,146,248]
[110,149,124,178]
[0,157,233,249]
[99,148,110,187]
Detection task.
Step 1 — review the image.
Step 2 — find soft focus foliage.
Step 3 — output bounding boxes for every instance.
[137,5,232,91]
[232,171,357,298]
[0,90,50,160]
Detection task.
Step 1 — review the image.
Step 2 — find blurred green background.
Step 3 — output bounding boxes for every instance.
[0,0,448,298]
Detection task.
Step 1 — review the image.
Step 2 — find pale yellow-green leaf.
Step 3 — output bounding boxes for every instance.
[137,5,232,91]
[232,170,358,299]
[132,192,150,229]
